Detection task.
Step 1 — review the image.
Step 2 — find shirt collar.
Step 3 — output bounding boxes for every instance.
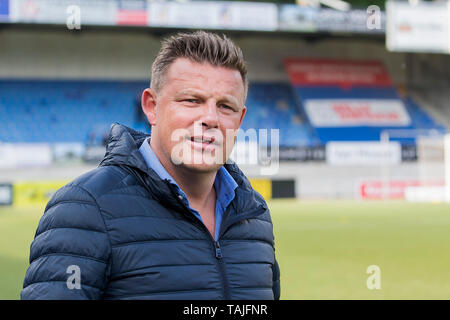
[139,137,179,186]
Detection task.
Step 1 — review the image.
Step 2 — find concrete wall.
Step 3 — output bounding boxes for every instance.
[0,28,406,83]
[240,162,444,199]
[0,161,444,200]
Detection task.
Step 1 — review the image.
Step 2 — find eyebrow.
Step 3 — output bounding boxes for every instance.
[176,89,240,107]
[175,90,202,99]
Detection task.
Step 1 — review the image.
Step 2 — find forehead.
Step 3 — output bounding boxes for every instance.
[163,58,245,101]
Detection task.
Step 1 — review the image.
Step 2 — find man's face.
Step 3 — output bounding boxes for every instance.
[144,57,246,173]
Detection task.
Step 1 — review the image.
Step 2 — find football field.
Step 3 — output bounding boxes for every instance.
[1,200,450,300]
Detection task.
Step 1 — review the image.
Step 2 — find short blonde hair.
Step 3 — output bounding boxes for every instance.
[151,31,248,99]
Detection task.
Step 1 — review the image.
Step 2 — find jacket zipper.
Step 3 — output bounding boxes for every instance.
[165,181,232,299]
[174,201,267,300]
[214,241,223,259]
[136,177,267,300]
[213,240,230,300]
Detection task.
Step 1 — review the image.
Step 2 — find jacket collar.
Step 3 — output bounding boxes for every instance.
[99,123,267,217]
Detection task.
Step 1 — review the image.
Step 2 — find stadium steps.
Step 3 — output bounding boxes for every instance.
[407,91,450,130]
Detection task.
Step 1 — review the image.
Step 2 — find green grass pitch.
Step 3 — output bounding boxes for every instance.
[1,200,450,299]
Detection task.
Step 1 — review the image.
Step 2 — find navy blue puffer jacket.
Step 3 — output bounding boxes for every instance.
[21,124,280,300]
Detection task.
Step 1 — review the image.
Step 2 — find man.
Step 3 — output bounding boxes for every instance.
[21,31,280,300]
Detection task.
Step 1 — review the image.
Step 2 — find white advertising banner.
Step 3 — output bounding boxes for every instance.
[326,141,402,165]
[0,143,52,168]
[52,143,85,162]
[304,99,411,127]
[279,5,318,32]
[0,184,12,205]
[147,1,277,31]
[386,1,450,54]
[10,0,116,25]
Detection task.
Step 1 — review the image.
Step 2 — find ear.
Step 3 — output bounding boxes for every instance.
[141,88,157,126]
[238,105,247,127]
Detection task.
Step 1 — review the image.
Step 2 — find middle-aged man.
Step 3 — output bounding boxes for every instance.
[21,31,280,300]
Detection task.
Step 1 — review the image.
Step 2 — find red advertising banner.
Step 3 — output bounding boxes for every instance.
[359,180,444,200]
[116,0,147,26]
[284,58,393,87]
[117,10,147,26]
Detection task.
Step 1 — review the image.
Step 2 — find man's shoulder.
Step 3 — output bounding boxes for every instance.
[224,162,270,213]
[46,165,138,209]
[225,162,261,196]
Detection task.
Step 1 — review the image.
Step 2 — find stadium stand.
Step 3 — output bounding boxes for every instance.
[243,82,316,147]
[406,55,450,130]
[0,80,147,143]
[0,79,315,147]
[292,86,446,144]
[284,59,446,145]
[0,76,444,148]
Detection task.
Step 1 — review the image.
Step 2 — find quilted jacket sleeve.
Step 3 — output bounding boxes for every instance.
[21,185,112,300]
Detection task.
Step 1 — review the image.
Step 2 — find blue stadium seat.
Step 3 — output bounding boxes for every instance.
[0,80,316,147]
[3,79,442,148]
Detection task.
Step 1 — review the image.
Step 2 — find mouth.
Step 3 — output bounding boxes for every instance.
[188,135,219,151]
[190,136,215,144]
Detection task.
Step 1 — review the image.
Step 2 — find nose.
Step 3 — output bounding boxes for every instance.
[201,100,219,129]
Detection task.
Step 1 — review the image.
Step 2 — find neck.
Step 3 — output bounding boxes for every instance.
[171,165,217,205]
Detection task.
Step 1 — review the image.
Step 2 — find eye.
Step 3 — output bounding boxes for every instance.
[184,99,198,104]
[220,104,233,110]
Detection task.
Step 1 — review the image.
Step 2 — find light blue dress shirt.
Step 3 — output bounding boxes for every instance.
[139,138,238,240]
